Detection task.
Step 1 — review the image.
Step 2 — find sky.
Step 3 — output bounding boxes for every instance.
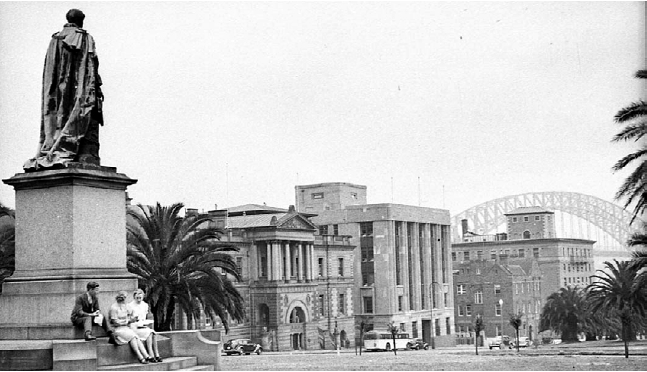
[0,1,644,218]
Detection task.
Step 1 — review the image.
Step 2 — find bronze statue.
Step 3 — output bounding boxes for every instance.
[24,9,104,171]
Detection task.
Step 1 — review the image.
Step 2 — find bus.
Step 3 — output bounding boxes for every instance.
[363,330,413,351]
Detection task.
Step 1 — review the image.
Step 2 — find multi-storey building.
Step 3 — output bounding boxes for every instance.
[180,204,356,351]
[295,182,455,347]
[452,206,595,340]
[453,258,542,340]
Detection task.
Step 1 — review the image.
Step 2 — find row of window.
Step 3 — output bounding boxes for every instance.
[563,263,592,273]
[563,276,591,286]
[452,247,541,262]
[317,257,345,277]
[319,224,339,235]
[510,215,551,223]
[318,293,347,316]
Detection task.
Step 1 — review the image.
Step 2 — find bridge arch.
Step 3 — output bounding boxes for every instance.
[451,191,642,250]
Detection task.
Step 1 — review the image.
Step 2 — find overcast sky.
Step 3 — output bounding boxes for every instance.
[0,2,644,218]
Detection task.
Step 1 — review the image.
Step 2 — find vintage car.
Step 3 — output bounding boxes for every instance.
[510,336,530,348]
[406,338,430,350]
[488,335,512,349]
[222,339,263,355]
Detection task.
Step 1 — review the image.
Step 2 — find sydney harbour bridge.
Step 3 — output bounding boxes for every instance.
[451,191,643,267]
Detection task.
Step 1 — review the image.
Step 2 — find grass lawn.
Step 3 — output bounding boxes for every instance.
[220,340,647,371]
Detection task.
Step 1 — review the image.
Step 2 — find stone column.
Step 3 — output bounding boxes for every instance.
[266,241,273,280]
[296,243,303,282]
[309,243,315,281]
[250,242,258,281]
[285,242,292,281]
[304,243,312,282]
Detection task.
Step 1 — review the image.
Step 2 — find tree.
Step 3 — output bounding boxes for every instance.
[386,322,399,355]
[587,259,646,358]
[0,203,15,293]
[474,314,485,355]
[539,286,587,342]
[509,312,523,352]
[126,202,245,332]
[612,69,647,223]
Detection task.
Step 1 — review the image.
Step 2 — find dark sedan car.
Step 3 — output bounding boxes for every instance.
[406,338,429,350]
[223,339,263,355]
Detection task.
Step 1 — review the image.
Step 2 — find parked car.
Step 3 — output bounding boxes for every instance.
[510,336,530,348]
[406,339,429,350]
[488,335,512,349]
[223,339,263,355]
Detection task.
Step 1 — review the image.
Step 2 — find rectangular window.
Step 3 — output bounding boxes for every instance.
[535,216,540,221]
[338,258,344,276]
[494,284,501,294]
[435,319,440,336]
[338,294,345,314]
[495,303,502,316]
[457,284,466,295]
[452,252,457,261]
[400,323,406,332]
[512,217,518,223]
[312,192,324,199]
[533,247,540,258]
[490,250,497,260]
[474,291,483,304]
[412,321,418,338]
[318,258,324,277]
[466,304,472,316]
[464,251,470,260]
[320,225,328,235]
[319,295,325,316]
[333,224,339,235]
[236,257,243,277]
[458,306,465,316]
[363,296,373,314]
[518,249,525,258]
[398,296,403,312]
[524,216,529,222]
[477,251,483,260]
[446,318,451,335]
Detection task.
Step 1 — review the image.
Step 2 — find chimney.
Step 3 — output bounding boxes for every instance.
[461,219,469,236]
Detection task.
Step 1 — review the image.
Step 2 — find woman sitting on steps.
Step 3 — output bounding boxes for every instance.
[127,289,162,362]
[108,291,157,364]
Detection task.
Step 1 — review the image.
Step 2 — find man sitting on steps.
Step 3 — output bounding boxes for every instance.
[71,281,115,342]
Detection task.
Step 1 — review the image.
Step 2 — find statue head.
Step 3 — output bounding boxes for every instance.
[66,9,85,28]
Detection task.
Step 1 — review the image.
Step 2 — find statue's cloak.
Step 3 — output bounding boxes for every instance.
[24,23,103,170]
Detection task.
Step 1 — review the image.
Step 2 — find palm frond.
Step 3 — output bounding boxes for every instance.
[615,101,647,123]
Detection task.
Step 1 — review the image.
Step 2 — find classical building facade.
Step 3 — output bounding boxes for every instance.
[295,182,455,347]
[180,204,356,351]
[452,206,595,340]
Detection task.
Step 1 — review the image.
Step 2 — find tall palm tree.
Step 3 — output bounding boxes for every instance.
[0,203,15,292]
[612,69,647,223]
[127,202,245,332]
[539,286,586,342]
[587,259,646,358]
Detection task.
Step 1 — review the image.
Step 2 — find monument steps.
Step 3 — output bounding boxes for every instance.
[98,356,206,371]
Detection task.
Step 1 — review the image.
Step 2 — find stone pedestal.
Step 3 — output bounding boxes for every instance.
[0,164,138,339]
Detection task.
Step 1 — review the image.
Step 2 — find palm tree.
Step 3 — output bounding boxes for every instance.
[612,69,647,223]
[0,203,15,292]
[539,286,587,342]
[127,202,245,332]
[509,312,523,352]
[587,259,646,358]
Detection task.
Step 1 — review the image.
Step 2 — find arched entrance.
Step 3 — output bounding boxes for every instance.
[289,306,306,350]
[340,330,347,348]
[258,303,270,327]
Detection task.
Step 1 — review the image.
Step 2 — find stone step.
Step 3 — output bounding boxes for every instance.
[176,365,214,371]
[97,356,197,371]
[96,335,171,366]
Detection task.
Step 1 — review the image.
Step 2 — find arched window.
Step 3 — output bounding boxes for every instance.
[523,230,531,239]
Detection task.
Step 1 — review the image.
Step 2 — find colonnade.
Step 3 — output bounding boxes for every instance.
[256,241,315,282]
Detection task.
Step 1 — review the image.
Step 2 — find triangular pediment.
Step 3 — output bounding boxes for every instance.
[276,213,317,231]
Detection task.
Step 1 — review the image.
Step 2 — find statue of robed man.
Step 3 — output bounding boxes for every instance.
[24,9,104,171]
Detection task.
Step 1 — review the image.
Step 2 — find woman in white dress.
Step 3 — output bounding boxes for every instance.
[108,291,155,364]
[127,289,162,362]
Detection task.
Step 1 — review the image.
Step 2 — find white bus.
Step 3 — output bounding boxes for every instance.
[363,330,412,351]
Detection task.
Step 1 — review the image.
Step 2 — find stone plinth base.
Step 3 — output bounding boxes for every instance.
[1,164,138,338]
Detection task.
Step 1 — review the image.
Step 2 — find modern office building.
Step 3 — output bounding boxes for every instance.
[295,182,455,347]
